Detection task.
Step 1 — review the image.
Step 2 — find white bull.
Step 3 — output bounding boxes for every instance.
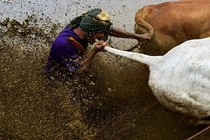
[104,38,210,118]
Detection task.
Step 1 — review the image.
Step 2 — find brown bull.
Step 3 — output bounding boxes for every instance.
[134,1,210,55]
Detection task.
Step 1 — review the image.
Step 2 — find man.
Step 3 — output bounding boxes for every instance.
[45,8,149,83]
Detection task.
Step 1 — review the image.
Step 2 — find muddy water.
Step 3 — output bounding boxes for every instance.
[0,0,207,140]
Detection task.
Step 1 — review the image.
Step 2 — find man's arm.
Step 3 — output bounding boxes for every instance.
[109,27,151,40]
[76,40,106,73]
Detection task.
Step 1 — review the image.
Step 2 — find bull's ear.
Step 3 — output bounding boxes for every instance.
[96,11,110,21]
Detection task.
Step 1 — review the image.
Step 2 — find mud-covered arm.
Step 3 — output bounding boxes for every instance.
[76,40,106,73]
[109,27,151,40]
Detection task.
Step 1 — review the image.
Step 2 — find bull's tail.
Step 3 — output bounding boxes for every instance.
[135,7,154,38]
[104,46,162,67]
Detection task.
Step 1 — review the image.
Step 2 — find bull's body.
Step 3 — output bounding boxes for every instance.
[104,37,210,118]
[135,1,210,55]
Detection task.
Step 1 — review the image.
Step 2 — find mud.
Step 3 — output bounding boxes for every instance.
[0,0,208,140]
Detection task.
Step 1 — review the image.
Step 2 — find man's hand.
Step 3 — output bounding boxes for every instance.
[94,40,107,52]
[77,40,108,73]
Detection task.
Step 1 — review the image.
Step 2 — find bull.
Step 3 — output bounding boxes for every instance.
[134,1,210,55]
[104,37,210,125]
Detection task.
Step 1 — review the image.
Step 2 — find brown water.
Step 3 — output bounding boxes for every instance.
[0,3,208,140]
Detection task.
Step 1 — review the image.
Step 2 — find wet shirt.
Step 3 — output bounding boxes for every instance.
[45,25,88,81]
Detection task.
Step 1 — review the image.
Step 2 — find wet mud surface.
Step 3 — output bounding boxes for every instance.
[0,0,209,139]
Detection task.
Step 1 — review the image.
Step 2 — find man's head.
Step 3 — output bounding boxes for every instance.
[70,8,113,43]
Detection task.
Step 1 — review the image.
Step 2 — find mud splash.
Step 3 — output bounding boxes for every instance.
[0,16,99,139]
[0,15,206,139]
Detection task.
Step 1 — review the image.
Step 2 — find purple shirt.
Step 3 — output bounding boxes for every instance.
[45,25,88,80]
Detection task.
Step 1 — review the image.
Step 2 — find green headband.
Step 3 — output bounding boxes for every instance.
[69,8,113,36]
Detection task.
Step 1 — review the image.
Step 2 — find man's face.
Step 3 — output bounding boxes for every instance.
[87,33,105,44]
